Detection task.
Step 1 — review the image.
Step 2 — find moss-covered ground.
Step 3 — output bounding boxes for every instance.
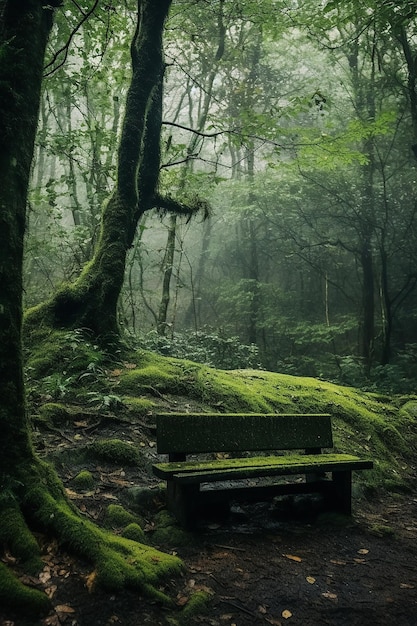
[2,328,416,624]
[27,327,417,489]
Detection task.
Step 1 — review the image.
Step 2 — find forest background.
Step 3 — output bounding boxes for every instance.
[26,0,417,392]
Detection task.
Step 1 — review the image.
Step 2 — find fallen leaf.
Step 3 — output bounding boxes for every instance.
[195,584,215,595]
[330,559,346,565]
[353,558,366,564]
[282,609,292,619]
[3,552,17,565]
[176,595,189,607]
[358,549,369,555]
[55,605,75,614]
[283,554,302,562]
[220,615,234,621]
[86,571,97,593]
[45,585,57,599]
[322,592,338,600]
[400,583,415,589]
[258,605,268,614]
[306,576,316,584]
[64,488,79,499]
[39,569,51,584]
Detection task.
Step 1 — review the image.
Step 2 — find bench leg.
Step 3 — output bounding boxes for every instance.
[167,481,200,528]
[331,470,352,515]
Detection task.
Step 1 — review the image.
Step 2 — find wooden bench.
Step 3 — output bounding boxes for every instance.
[152,413,373,528]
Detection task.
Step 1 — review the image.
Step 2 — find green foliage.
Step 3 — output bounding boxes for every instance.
[139,328,261,370]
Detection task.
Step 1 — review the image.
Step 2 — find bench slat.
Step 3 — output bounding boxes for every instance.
[153,453,373,483]
[156,413,334,454]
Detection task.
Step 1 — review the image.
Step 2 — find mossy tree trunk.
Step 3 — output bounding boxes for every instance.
[0,0,58,480]
[27,0,205,340]
[0,1,181,616]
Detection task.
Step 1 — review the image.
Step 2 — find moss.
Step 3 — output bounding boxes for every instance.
[0,562,50,616]
[124,396,155,417]
[121,522,147,543]
[23,475,183,600]
[38,402,71,426]
[126,484,166,511]
[369,524,395,537]
[103,504,138,529]
[118,365,178,393]
[87,439,142,466]
[73,470,95,491]
[0,500,43,573]
[178,591,212,623]
[152,510,193,547]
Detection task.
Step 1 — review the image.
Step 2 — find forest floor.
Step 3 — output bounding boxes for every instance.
[2,401,417,626]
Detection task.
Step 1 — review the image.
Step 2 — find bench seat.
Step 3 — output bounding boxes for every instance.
[152,412,373,527]
[153,453,373,484]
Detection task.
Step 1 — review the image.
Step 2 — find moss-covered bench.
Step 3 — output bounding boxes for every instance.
[152,413,373,527]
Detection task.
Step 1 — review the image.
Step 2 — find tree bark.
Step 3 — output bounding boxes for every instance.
[0,0,58,476]
[0,4,182,612]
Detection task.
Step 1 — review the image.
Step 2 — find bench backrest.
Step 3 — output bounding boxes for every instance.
[156,413,333,455]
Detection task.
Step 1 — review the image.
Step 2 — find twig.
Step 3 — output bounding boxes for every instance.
[214,543,246,552]
[219,598,257,618]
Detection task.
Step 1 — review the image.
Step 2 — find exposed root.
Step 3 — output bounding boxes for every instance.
[0,459,183,616]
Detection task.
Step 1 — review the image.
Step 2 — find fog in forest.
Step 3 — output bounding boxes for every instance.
[26,0,417,391]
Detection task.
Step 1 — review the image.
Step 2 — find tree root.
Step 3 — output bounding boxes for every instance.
[0,459,183,616]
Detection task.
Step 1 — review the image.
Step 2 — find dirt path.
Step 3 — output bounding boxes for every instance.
[2,413,417,626]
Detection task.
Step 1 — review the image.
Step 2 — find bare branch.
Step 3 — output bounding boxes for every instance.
[44,0,101,77]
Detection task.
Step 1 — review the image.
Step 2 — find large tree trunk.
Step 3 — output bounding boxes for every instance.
[0,1,182,615]
[0,0,57,483]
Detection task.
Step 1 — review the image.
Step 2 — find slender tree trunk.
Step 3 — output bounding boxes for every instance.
[157,214,177,335]
[156,0,226,334]
[397,26,417,160]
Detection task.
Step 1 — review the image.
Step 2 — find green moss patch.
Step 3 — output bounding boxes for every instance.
[103,504,138,529]
[73,470,95,491]
[151,510,193,547]
[0,562,50,616]
[121,523,147,543]
[87,439,143,466]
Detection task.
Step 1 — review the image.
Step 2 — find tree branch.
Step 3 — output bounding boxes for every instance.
[43,0,101,77]
[153,192,211,221]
